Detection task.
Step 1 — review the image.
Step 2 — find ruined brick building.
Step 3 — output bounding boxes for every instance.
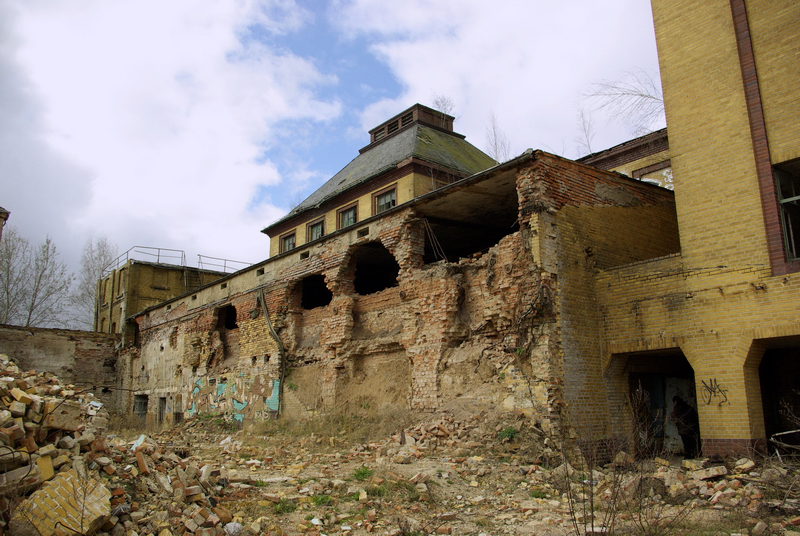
[114,0,800,457]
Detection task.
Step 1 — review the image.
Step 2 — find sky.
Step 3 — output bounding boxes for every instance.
[0,0,664,275]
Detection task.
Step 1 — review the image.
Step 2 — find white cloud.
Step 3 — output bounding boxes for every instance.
[331,0,662,160]
[5,0,341,266]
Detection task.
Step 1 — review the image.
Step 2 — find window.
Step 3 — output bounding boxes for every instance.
[374,187,396,215]
[775,160,800,260]
[307,219,324,241]
[281,232,296,253]
[338,203,358,229]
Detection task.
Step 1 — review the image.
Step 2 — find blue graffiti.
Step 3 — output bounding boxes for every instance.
[265,380,280,411]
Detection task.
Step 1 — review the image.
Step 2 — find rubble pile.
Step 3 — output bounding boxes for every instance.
[0,352,797,535]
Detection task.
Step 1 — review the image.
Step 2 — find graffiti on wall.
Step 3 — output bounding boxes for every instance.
[700,378,729,406]
[184,374,280,421]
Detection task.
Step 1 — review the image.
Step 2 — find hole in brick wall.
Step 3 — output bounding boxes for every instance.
[351,242,400,295]
[221,283,227,290]
[422,218,519,264]
[257,268,265,276]
[251,356,257,366]
[218,304,238,329]
[357,227,369,238]
[301,274,333,310]
[192,295,197,301]
[300,252,309,260]
[417,172,520,263]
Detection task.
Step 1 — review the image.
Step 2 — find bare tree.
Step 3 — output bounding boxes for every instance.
[582,68,665,136]
[0,227,30,325]
[431,93,455,130]
[574,105,597,156]
[431,93,454,116]
[485,110,511,163]
[72,235,118,330]
[0,227,73,328]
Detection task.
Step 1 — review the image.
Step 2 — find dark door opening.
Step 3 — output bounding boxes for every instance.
[134,394,148,423]
[760,345,800,450]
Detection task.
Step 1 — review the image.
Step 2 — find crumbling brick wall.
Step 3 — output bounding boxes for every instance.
[128,153,679,438]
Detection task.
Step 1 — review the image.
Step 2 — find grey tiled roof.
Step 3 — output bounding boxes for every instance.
[265,124,495,230]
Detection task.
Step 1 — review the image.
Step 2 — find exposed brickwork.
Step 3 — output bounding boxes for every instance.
[128,153,678,444]
[10,469,111,536]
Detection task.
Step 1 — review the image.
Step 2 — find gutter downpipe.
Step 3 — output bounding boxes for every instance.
[258,287,286,415]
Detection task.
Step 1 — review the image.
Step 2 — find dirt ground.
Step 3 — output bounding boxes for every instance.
[118,401,800,536]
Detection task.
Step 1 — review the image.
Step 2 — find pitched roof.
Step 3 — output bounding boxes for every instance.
[264,121,495,232]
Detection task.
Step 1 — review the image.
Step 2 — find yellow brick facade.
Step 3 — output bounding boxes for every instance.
[584,0,800,455]
[268,171,449,257]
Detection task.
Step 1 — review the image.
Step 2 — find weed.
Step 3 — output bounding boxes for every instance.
[366,485,388,498]
[252,480,268,488]
[312,494,332,506]
[529,488,548,499]
[353,466,373,481]
[498,427,518,441]
[287,382,298,391]
[273,499,296,515]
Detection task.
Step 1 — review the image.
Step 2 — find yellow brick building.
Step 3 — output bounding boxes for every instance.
[588,0,800,455]
[263,104,497,257]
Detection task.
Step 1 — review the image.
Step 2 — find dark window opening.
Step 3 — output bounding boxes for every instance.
[352,242,400,295]
[775,160,800,260]
[308,220,324,241]
[387,120,399,134]
[375,188,396,214]
[339,205,358,229]
[300,251,309,260]
[281,233,296,253]
[133,395,148,422]
[218,304,238,329]
[256,268,264,276]
[401,112,413,127]
[357,227,369,238]
[301,274,333,310]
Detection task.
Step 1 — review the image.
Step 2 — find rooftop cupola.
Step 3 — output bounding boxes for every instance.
[365,104,455,148]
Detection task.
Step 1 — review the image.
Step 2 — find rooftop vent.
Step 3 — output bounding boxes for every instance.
[368,104,454,144]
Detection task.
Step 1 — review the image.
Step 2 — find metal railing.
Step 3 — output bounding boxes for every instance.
[101,247,252,278]
[102,246,187,277]
[197,255,252,274]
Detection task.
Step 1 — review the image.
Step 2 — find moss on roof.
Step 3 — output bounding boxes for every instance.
[265,124,494,231]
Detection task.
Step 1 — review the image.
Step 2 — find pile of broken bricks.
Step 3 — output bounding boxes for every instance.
[0,348,798,535]
[0,354,260,536]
